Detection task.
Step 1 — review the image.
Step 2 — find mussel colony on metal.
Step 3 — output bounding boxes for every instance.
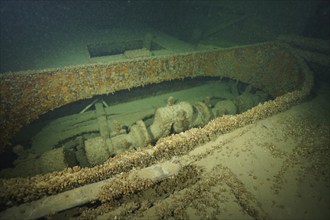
[0,41,315,218]
[0,77,270,178]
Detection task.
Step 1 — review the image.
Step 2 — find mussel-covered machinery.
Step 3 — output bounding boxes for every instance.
[0,34,328,219]
[1,79,268,177]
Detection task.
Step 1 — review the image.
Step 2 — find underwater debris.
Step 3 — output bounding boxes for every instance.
[0,39,316,218]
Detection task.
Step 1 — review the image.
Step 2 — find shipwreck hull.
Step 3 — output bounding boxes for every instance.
[0,40,316,218]
[0,42,310,153]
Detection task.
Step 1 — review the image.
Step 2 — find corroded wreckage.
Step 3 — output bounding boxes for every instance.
[0,41,308,152]
[0,78,269,177]
[0,34,328,219]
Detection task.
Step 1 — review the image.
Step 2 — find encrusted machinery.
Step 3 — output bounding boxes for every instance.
[1,35,324,218]
[0,87,268,177]
[0,42,305,153]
